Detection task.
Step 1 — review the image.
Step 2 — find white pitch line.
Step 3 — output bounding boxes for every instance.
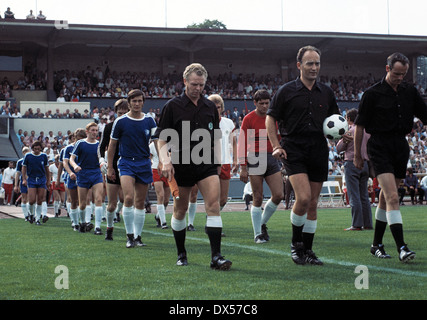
[140,228,427,279]
[51,218,426,279]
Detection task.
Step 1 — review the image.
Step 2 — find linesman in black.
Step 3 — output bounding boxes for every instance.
[154,63,232,270]
[354,52,427,262]
[266,45,340,265]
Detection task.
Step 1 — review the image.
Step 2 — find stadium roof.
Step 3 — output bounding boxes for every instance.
[1,19,427,67]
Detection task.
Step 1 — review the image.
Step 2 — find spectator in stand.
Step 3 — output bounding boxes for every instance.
[16,129,24,142]
[34,108,44,118]
[1,107,11,117]
[92,107,100,121]
[4,7,15,19]
[403,168,422,205]
[57,93,66,102]
[37,11,46,20]
[1,161,16,206]
[98,116,108,137]
[52,108,63,118]
[23,131,32,146]
[37,131,45,142]
[63,109,72,118]
[26,10,35,20]
[11,108,22,118]
[231,107,240,127]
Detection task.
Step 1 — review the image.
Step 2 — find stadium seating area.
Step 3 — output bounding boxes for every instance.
[2,66,427,182]
[0,67,394,103]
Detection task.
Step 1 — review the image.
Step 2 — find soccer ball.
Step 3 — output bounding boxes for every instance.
[323,114,348,140]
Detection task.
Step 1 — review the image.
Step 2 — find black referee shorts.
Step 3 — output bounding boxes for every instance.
[282,135,329,182]
[107,166,121,185]
[174,163,219,187]
[367,134,409,179]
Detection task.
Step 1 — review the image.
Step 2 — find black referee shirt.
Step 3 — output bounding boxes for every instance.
[153,91,221,165]
[97,121,120,169]
[267,77,339,138]
[355,77,427,135]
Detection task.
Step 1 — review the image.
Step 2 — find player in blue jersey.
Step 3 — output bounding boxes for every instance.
[107,89,157,248]
[14,147,30,221]
[21,141,50,225]
[70,123,104,235]
[63,130,87,231]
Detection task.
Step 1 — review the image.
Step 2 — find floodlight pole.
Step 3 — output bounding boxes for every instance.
[165,0,168,28]
[387,0,390,35]
[281,0,284,31]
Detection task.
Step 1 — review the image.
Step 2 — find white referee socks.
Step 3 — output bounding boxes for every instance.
[302,219,317,234]
[386,210,403,225]
[290,211,307,227]
[171,216,187,231]
[206,215,223,228]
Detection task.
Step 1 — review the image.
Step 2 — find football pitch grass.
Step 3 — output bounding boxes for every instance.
[1,205,426,301]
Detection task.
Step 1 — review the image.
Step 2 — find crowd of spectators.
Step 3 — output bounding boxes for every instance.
[4,101,427,207]
[2,60,427,183]
[1,7,46,20]
[12,106,427,178]
[5,66,427,104]
[1,5,427,101]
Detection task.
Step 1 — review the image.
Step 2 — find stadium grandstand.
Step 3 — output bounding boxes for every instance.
[1,19,427,201]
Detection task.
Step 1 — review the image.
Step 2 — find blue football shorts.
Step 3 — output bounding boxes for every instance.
[20,182,28,194]
[76,168,104,189]
[27,176,47,189]
[66,175,77,190]
[118,157,153,185]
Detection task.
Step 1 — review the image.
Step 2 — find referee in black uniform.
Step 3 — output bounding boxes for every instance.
[154,63,231,270]
[266,45,340,265]
[354,52,427,262]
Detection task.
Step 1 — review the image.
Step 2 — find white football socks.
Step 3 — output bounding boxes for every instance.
[133,209,146,238]
[251,206,263,237]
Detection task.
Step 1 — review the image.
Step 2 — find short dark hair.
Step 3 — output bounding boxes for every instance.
[346,108,358,122]
[387,52,409,69]
[114,98,129,113]
[297,45,321,63]
[253,89,271,101]
[74,128,87,139]
[127,89,145,103]
[32,141,42,149]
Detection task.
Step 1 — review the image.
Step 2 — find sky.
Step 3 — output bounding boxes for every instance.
[3,0,427,36]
